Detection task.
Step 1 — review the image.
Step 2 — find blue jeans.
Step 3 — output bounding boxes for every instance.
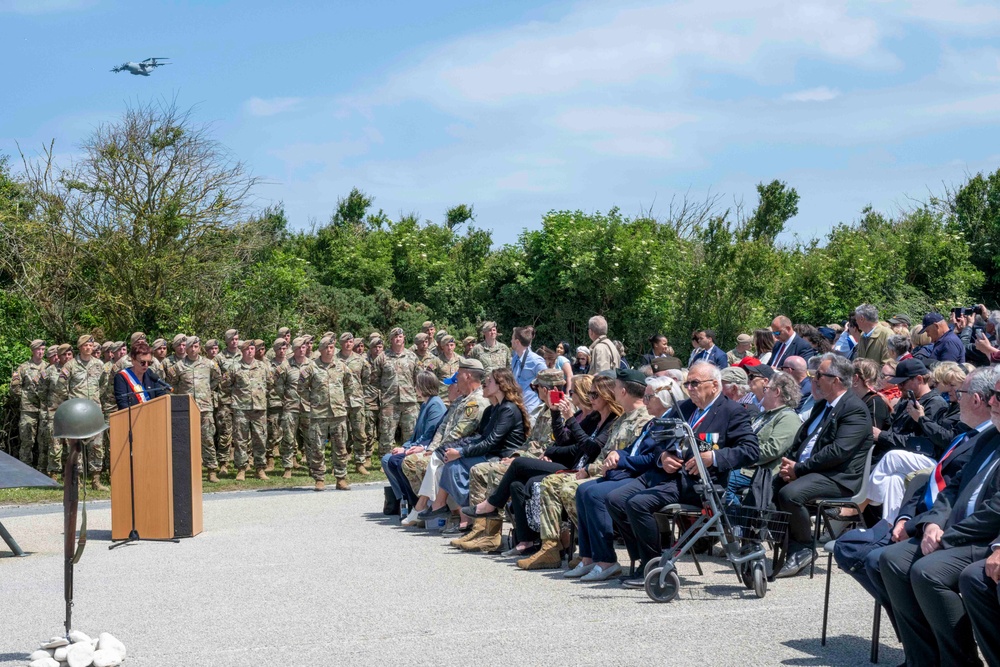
[576,477,633,562]
[439,456,488,507]
[381,452,417,506]
[725,469,752,507]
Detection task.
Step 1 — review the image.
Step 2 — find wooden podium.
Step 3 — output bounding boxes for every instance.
[109,394,203,540]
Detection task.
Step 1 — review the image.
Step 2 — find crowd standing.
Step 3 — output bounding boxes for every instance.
[9,305,1000,665]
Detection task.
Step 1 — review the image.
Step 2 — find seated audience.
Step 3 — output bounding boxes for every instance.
[852,358,892,432]
[887,333,913,361]
[690,329,728,369]
[381,372,447,508]
[871,358,949,461]
[721,366,759,412]
[768,315,815,367]
[919,312,965,364]
[754,328,775,364]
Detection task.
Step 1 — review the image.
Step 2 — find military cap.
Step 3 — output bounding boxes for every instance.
[534,368,567,387]
[440,335,456,346]
[414,332,429,343]
[615,368,646,384]
[186,336,201,347]
[205,339,219,349]
[272,337,287,350]
[480,321,497,333]
[421,321,434,331]
[323,331,335,340]
[369,337,384,347]
[458,358,484,371]
[596,369,617,378]
[45,345,59,357]
[251,339,263,349]
[388,327,404,337]
[736,333,752,345]
[129,331,147,345]
[650,356,682,372]
[29,339,46,351]
[339,332,354,343]
[114,341,125,351]
[77,334,95,348]
[277,327,291,337]
[291,336,306,348]
[318,336,336,349]
[462,336,476,345]
[368,331,383,342]
[224,329,239,343]
[151,338,167,351]
[442,371,460,386]
[57,343,72,355]
[100,341,115,353]
[435,330,448,342]
[170,333,186,349]
[720,367,749,385]
[303,334,315,342]
[238,339,254,351]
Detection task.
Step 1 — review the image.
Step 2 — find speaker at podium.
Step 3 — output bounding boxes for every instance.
[109,394,203,541]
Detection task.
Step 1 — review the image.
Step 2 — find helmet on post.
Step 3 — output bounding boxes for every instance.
[53,398,108,439]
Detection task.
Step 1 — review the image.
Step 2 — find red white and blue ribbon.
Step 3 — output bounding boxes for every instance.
[120,368,149,403]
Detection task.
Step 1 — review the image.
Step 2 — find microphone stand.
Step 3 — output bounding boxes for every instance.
[109,373,179,549]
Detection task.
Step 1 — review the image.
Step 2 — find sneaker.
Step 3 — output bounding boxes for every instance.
[401,509,423,527]
[563,562,596,578]
[580,563,622,582]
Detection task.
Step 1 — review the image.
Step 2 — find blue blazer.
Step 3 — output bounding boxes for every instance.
[407,396,446,447]
[606,417,668,481]
[677,396,760,477]
[690,345,728,370]
[766,334,816,367]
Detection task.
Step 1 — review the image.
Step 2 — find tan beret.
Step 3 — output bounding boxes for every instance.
[172,334,187,348]
[339,332,354,343]
[462,336,476,345]
[77,334,95,348]
[151,338,167,351]
[46,345,59,357]
[29,339,46,351]
[57,344,72,354]
[129,331,147,345]
[318,336,336,349]
[272,338,287,350]
[440,335,455,346]
[291,336,306,348]
[100,341,115,352]
[238,340,254,351]
[277,327,291,337]
[389,327,404,337]
[205,339,219,349]
[421,321,434,330]
[224,329,239,343]
[186,336,201,347]
[480,321,496,333]
[414,333,429,343]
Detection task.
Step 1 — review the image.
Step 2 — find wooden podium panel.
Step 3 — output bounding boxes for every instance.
[109,394,202,540]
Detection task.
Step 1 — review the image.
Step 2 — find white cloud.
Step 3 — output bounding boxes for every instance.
[782,86,841,102]
[244,97,303,117]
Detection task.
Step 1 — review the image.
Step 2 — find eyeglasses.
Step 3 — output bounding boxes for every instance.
[642,394,654,402]
[815,371,840,380]
[989,389,1000,403]
[778,366,794,372]
[953,389,969,400]
[682,379,714,389]
[587,391,600,399]
[771,330,781,337]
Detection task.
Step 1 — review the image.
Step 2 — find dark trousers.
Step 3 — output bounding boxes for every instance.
[577,477,632,563]
[832,538,900,639]
[384,453,418,506]
[774,472,850,550]
[879,538,988,667]
[607,469,698,565]
[959,559,1000,667]
[487,457,565,508]
[509,475,549,545]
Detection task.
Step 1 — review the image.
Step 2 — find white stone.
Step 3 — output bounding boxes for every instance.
[97,633,126,660]
[29,658,59,667]
[67,631,91,645]
[53,646,68,661]
[28,650,53,661]
[65,641,94,667]
[40,638,68,649]
[91,649,123,667]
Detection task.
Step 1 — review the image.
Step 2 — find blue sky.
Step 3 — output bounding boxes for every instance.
[3,0,1000,246]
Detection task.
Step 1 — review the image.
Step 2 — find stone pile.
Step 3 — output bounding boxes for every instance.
[26,631,126,667]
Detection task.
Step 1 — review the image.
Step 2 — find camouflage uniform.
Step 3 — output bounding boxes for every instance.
[372,347,420,455]
[339,351,369,466]
[167,356,221,469]
[41,356,64,473]
[11,356,47,466]
[299,356,357,481]
[361,352,380,460]
[413,350,442,375]
[435,353,463,404]
[401,386,491,493]
[54,355,109,473]
[537,405,651,542]
[215,347,242,463]
[283,355,312,465]
[467,406,553,508]
[470,341,512,375]
[266,356,287,461]
[228,357,268,471]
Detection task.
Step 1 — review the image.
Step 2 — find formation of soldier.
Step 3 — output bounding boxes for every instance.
[7,321,512,493]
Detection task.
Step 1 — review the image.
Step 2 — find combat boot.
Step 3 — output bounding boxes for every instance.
[219,463,229,476]
[90,473,108,492]
[464,518,502,553]
[517,540,562,570]
[450,518,485,548]
[314,479,325,492]
[355,463,370,476]
[207,471,219,483]
[235,466,247,481]
[256,468,268,480]
[265,457,275,472]
[282,469,293,479]
[335,478,350,491]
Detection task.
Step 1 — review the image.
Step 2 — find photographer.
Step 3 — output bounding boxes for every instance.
[954,304,1000,366]
[871,358,949,461]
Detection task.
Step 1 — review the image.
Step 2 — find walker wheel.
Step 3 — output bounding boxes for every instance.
[643,557,660,577]
[644,568,680,603]
[752,561,767,599]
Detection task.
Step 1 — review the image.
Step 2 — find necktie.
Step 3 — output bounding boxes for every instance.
[807,404,831,436]
[955,450,1000,523]
[798,404,832,463]
[924,431,969,509]
[771,342,785,366]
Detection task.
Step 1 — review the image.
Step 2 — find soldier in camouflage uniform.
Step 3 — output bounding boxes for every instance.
[215,329,242,471]
[337,332,371,474]
[227,339,268,480]
[528,374,651,567]
[435,335,463,405]
[462,336,476,357]
[166,336,222,481]
[40,345,70,477]
[10,339,47,467]
[54,335,110,490]
[149,338,167,376]
[282,336,312,472]
[163,334,187,377]
[470,321,512,374]
[409,321,435,355]
[298,336,357,491]
[265,327,291,362]
[412,333,442,376]
[264,338,289,472]
[109,333,142,375]
[372,327,420,455]
[354,338,379,461]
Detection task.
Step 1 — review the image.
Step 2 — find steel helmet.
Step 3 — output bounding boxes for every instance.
[53,398,108,439]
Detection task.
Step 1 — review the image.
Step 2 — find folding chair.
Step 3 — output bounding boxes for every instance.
[821,539,882,663]
[809,445,875,579]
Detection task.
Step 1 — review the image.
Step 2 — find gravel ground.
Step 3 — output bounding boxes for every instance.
[0,484,902,666]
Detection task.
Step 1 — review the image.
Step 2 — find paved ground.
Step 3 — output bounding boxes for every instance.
[0,484,902,666]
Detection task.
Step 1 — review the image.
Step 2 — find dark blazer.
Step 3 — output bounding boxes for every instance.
[767,334,816,367]
[789,390,873,492]
[113,368,169,409]
[677,394,759,478]
[457,399,526,459]
[606,417,665,481]
[898,423,982,524]
[546,411,617,469]
[690,346,728,370]
[874,389,949,459]
[915,400,963,457]
[911,426,1000,548]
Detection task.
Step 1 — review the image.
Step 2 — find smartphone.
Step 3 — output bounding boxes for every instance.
[549,389,565,404]
[951,307,963,318]
[906,390,916,403]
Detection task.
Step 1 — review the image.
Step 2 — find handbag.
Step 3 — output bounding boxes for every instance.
[831,520,892,573]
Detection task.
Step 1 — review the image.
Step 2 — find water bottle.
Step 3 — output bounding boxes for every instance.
[399,496,409,520]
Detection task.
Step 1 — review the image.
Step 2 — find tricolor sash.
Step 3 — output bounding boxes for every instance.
[119,368,150,403]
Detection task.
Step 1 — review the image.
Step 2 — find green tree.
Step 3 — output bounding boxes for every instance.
[944,169,1000,304]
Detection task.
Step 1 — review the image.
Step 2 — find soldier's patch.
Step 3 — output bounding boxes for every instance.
[465,405,476,417]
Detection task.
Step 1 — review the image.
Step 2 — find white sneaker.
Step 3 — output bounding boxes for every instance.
[563,562,596,578]
[401,509,422,526]
[580,563,622,582]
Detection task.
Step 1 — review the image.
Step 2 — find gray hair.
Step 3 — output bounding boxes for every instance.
[588,315,608,336]
[987,310,1000,329]
[967,366,1000,401]
[646,375,685,406]
[769,371,802,410]
[887,334,912,357]
[820,352,853,386]
[807,355,823,371]
[689,360,722,382]
[854,304,879,324]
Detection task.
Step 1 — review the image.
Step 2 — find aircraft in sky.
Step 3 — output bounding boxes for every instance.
[110,57,170,76]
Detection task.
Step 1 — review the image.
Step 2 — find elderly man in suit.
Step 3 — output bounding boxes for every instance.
[608,360,760,588]
[879,372,1000,667]
[767,315,816,368]
[773,352,874,578]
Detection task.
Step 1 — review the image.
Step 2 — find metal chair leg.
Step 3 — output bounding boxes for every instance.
[821,551,833,646]
[690,547,704,575]
[0,520,26,557]
[870,602,881,663]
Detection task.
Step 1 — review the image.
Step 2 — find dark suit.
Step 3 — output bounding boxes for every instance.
[773,390,873,549]
[959,553,1000,667]
[608,394,759,564]
[690,345,728,370]
[879,427,1000,667]
[766,333,816,367]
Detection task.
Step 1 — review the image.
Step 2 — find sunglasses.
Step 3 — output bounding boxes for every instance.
[989,389,1000,403]
[815,371,840,380]
[771,330,781,337]
[134,359,150,367]
[568,390,576,397]
[682,379,714,389]
[587,390,600,399]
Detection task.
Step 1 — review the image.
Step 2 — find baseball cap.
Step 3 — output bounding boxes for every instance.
[745,364,775,380]
[442,371,460,386]
[888,314,912,327]
[918,313,944,335]
[887,358,930,384]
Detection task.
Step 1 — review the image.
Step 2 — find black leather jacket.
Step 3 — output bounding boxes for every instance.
[457,399,526,459]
